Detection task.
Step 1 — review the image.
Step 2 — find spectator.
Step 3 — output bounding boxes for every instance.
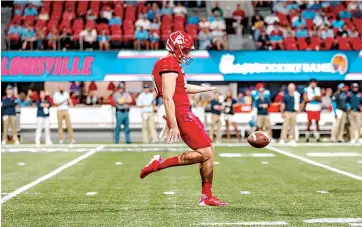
[1,85,19,145]
[59,27,72,50]
[199,17,210,30]
[21,23,36,50]
[244,89,252,105]
[24,4,38,16]
[98,29,110,50]
[255,88,272,137]
[296,25,309,38]
[134,27,149,50]
[150,17,161,30]
[173,1,187,16]
[209,91,224,143]
[273,1,290,15]
[109,14,122,26]
[339,9,352,19]
[53,85,74,144]
[210,17,226,31]
[97,13,109,24]
[88,81,97,91]
[331,39,339,50]
[135,14,151,30]
[280,83,300,144]
[337,24,349,37]
[283,25,295,37]
[211,29,227,50]
[35,26,45,50]
[70,81,79,93]
[14,4,22,16]
[87,9,97,21]
[80,27,97,50]
[349,26,360,38]
[331,83,349,142]
[38,8,49,21]
[161,2,173,16]
[47,27,58,50]
[257,31,272,50]
[208,11,219,23]
[251,13,264,38]
[150,30,160,50]
[211,1,223,17]
[313,12,326,27]
[224,91,240,141]
[293,16,307,28]
[321,88,333,111]
[274,88,285,103]
[237,92,244,104]
[310,25,319,37]
[16,91,32,107]
[265,13,280,25]
[62,6,75,21]
[45,91,54,106]
[35,90,52,145]
[113,83,133,144]
[331,16,345,29]
[69,92,79,106]
[136,84,157,143]
[347,83,362,143]
[198,27,212,50]
[85,90,98,105]
[101,7,113,20]
[148,2,160,21]
[8,22,23,36]
[188,9,200,25]
[301,8,316,19]
[319,25,334,39]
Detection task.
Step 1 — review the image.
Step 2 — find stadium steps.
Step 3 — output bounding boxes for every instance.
[228,34,256,50]
[1,7,12,50]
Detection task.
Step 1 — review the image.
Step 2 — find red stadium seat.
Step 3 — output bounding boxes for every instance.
[125,5,136,22]
[114,4,124,19]
[350,37,362,50]
[323,37,334,50]
[97,23,109,32]
[8,34,20,41]
[297,38,308,50]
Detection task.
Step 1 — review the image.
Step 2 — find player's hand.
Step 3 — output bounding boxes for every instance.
[167,127,181,144]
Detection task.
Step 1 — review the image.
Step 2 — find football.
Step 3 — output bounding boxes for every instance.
[247,131,271,148]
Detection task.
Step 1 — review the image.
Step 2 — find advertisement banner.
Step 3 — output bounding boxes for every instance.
[2,50,361,82]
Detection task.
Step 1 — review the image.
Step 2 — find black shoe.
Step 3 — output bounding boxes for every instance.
[306,138,310,143]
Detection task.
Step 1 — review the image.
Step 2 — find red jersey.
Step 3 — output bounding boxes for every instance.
[152,55,190,108]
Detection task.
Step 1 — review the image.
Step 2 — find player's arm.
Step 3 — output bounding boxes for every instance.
[162,72,181,143]
[185,84,217,94]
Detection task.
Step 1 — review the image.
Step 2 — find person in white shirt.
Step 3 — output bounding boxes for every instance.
[173,1,187,15]
[101,8,113,20]
[210,17,226,31]
[199,17,210,29]
[135,14,151,30]
[136,84,157,143]
[80,27,97,50]
[53,85,74,144]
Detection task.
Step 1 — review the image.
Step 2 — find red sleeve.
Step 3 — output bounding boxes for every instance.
[157,57,181,74]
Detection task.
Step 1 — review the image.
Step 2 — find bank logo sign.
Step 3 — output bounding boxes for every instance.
[219,53,348,75]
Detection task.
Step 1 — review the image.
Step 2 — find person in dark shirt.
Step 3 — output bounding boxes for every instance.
[347,83,362,143]
[280,83,300,144]
[255,88,271,136]
[257,32,271,50]
[223,91,240,140]
[331,83,349,142]
[2,85,19,144]
[35,90,52,145]
[209,91,224,143]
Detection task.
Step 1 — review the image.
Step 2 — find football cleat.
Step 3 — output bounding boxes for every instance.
[199,194,228,206]
[140,155,163,179]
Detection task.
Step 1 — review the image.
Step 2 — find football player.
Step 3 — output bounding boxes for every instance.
[139,31,228,206]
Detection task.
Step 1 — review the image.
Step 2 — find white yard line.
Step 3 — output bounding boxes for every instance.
[1,145,105,204]
[267,147,362,181]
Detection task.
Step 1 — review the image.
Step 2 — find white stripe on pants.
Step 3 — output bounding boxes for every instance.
[35,117,51,143]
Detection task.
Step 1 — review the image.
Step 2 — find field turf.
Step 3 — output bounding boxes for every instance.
[1,144,362,227]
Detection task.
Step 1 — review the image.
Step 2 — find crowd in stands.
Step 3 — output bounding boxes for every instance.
[253,1,362,50]
[6,0,230,51]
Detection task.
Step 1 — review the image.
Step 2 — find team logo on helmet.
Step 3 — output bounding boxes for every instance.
[331,54,348,75]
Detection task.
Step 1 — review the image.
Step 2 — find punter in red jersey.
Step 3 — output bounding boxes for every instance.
[139,31,228,206]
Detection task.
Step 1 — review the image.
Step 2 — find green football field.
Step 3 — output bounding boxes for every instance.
[1,144,362,227]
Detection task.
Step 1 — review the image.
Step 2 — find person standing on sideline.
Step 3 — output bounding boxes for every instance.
[280,83,301,144]
[137,84,157,143]
[347,83,362,143]
[53,85,74,144]
[331,83,349,142]
[2,85,19,144]
[256,88,272,137]
[303,79,322,142]
[113,82,133,144]
[209,91,224,143]
[35,90,52,145]
[223,91,240,140]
